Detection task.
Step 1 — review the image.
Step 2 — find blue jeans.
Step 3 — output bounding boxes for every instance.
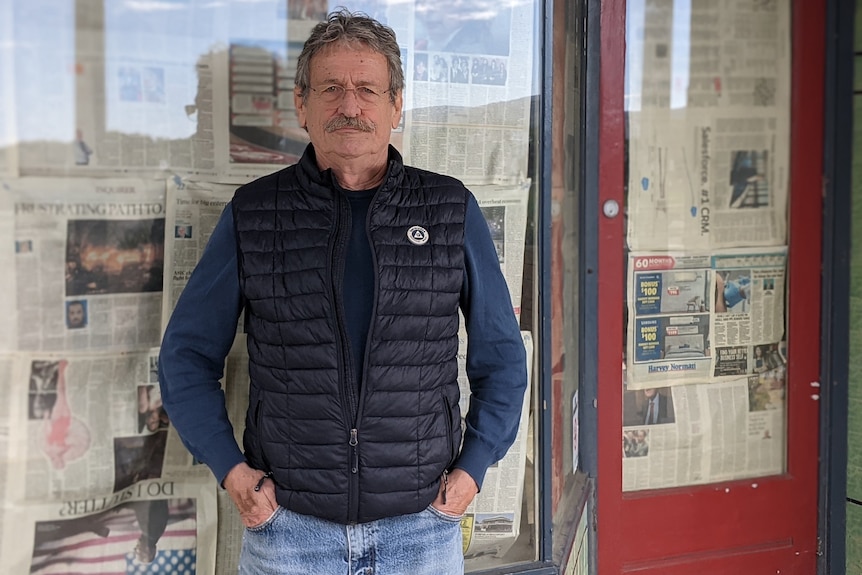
[238,505,464,575]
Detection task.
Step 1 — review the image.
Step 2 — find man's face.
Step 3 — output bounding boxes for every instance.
[643,388,657,399]
[295,43,402,168]
[67,303,85,328]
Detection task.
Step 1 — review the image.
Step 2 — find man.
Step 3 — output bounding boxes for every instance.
[638,388,674,425]
[66,300,87,329]
[159,10,526,575]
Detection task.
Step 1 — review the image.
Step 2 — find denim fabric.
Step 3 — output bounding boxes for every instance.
[239,505,464,575]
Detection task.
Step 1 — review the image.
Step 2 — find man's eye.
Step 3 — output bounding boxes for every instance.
[358,87,377,96]
[323,86,341,94]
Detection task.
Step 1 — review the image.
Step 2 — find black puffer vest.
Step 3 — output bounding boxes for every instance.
[233,145,466,524]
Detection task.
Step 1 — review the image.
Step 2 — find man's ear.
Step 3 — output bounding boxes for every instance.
[294,88,307,129]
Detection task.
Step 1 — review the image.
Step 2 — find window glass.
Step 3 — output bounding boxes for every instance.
[0,0,544,571]
[622,0,791,491]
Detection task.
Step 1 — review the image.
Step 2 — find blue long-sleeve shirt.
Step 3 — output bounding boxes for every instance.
[159,191,527,491]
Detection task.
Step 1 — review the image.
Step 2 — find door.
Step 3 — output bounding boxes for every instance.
[594,1,823,573]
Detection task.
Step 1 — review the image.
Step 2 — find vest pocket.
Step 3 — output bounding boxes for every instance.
[243,398,266,471]
[440,390,457,468]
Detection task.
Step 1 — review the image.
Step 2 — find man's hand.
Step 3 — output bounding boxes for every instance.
[223,462,278,528]
[431,468,478,517]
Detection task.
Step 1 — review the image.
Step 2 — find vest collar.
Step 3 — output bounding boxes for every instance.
[294,144,405,198]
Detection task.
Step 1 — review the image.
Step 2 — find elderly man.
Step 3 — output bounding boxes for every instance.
[159,9,526,574]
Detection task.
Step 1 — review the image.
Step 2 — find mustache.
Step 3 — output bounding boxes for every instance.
[325,116,375,133]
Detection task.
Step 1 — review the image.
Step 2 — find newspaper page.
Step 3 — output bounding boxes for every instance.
[0,349,219,571]
[399,0,536,185]
[625,0,790,251]
[162,178,238,330]
[6,351,181,503]
[472,182,530,320]
[0,189,17,351]
[622,370,786,491]
[0,355,14,562]
[9,178,165,352]
[214,340,250,575]
[1,478,217,575]
[626,247,786,389]
[460,332,533,560]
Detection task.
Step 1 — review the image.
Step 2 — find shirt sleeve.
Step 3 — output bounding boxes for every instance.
[453,193,528,489]
[158,204,246,485]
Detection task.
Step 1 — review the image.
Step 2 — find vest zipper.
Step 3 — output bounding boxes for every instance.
[349,429,359,473]
[330,191,360,522]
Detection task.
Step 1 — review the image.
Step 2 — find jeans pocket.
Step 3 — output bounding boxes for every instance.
[245,506,283,532]
[425,504,464,523]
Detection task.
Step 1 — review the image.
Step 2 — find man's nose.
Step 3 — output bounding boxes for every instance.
[337,89,362,117]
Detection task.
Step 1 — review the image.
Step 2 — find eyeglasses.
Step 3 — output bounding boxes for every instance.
[310,85,390,106]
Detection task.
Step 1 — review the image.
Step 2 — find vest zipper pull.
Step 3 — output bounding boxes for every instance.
[349,428,359,474]
[254,471,272,492]
[442,469,449,504]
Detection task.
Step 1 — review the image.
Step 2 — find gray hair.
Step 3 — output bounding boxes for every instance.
[294,8,404,104]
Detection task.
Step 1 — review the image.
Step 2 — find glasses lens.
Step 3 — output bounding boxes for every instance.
[316,86,383,105]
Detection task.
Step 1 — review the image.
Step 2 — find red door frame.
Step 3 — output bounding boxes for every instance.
[595,1,825,573]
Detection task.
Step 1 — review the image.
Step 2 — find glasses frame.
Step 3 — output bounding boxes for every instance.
[309,84,392,106]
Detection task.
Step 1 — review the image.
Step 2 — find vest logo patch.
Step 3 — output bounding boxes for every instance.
[407,226,429,245]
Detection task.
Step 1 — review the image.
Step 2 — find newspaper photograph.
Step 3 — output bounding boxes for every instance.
[473,183,530,320]
[7,178,166,353]
[162,178,238,330]
[622,368,786,491]
[626,247,786,389]
[625,0,790,251]
[1,477,217,575]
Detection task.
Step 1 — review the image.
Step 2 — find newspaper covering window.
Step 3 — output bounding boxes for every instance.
[626,248,786,389]
[472,182,530,320]
[622,373,786,491]
[3,2,541,571]
[14,0,536,187]
[625,0,790,252]
[401,0,536,185]
[162,178,238,331]
[459,332,533,561]
[622,0,791,492]
[0,355,14,542]
[0,191,16,351]
[1,352,218,573]
[8,178,166,353]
